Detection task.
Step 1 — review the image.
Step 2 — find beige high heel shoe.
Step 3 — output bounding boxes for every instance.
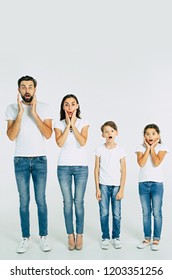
[76,234,83,250]
[68,234,75,250]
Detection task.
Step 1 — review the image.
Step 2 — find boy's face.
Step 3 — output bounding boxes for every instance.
[102,125,118,142]
[144,128,160,145]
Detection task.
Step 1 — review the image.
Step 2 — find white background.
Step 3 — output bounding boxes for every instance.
[0,0,172,263]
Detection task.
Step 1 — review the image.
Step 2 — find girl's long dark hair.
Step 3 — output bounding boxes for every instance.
[60,94,81,120]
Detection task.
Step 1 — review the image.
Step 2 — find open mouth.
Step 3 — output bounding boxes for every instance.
[109,136,112,139]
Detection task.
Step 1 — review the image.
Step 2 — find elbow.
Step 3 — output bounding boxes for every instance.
[138,161,145,167]
[45,129,53,139]
[7,132,15,141]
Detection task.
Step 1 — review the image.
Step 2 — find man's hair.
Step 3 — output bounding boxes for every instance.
[18,75,37,87]
[101,121,118,132]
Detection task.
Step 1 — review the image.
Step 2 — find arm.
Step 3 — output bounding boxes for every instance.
[71,111,89,146]
[6,95,24,141]
[150,142,167,166]
[54,125,70,147]
[116,157,126,200]
[31,96,52,139]
[72,125,89,146]
[94,155,101,201]
[32,114,52,139]
[137,141,151,167]
[7,114,23,141]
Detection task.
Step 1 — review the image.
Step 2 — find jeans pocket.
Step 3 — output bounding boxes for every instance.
[14,157,23,165]
[38,156,47,162]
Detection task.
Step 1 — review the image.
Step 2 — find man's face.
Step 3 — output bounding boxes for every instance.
[18,80,36,104]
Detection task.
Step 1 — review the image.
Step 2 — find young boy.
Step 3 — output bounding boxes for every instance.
[94,121,126,250]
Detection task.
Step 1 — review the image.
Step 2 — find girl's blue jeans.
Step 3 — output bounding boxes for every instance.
[139,181,164,240]
[57,166,88,234]
[98,184,121,240]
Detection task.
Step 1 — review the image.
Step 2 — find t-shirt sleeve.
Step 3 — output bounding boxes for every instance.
[54,120,64,131]
[159,143,169,153]
[95,146,102,157]
[5,104,17,120]
[43,104,54,120]
[120,147,126,158]
[135,144,144,153]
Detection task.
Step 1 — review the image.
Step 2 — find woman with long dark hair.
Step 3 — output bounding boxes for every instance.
[54,94,89,250]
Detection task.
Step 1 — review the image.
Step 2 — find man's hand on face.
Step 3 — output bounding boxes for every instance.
[17,94,24,114]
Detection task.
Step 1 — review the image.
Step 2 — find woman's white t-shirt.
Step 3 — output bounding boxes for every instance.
[135,143,168,183]
[54,118,89,166]
[95,144,126,186]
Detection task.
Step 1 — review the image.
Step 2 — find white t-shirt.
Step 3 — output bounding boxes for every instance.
[95,144,126,186]
[135,143,168,183]
[54,118,89,166]
[6,101,53,156]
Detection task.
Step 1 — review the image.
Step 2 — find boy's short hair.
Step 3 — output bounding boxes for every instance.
[101,121,118,132]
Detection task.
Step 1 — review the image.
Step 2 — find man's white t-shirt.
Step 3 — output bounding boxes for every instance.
[135,143,169,183]
[54,118,89,166]
[6,101,53,156]
[95,144,126,186]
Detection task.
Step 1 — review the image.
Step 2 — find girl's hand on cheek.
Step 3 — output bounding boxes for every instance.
[144,139,151,150]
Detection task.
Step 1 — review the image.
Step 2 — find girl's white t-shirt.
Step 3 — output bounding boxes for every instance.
[95,144,126,186]
[135,143,169,183]
[54,118,89,166]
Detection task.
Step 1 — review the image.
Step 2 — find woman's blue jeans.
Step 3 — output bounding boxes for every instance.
[99,184,121,240]
[57,166,88,234]
[14,156,48,238]
[139,181,164,240]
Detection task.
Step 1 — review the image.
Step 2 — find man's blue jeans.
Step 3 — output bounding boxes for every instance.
[14,156,48,238]
[57,166,88,234]
[99,184,121,240]
[139,181,164,240]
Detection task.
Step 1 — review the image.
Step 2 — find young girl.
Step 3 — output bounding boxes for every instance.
[136,124,168,251]
[54,94,89,250]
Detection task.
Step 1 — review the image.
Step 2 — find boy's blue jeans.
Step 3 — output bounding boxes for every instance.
[139,181,163,240]
[14,156,48,238]
[99,184,121,240]
[57,166,88,234]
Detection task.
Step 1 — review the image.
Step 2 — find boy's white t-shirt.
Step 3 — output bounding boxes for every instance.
[6,101,53,156]
[95,144,126,186]
[135,143,169,183]
[54,118,89,166]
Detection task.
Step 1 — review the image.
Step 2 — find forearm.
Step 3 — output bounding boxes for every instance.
[138,149,150,167]
[32,113,52,139]
[72,126,87,146]
[150,148,160,166]
[55,126,70,147]
[7,113,23,141]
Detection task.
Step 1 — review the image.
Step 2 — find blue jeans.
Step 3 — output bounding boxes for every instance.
[139,181,164,240]
[57,166,88,234]
[14,156,48,238]
[99,184,121,240]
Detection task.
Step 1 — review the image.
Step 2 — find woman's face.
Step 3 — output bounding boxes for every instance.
[63,97,79,118]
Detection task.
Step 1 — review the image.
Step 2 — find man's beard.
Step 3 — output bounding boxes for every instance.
[21,93,34,103]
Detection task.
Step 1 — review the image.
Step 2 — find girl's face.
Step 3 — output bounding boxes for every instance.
[63,97,79,118]
[144,128,160,145]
